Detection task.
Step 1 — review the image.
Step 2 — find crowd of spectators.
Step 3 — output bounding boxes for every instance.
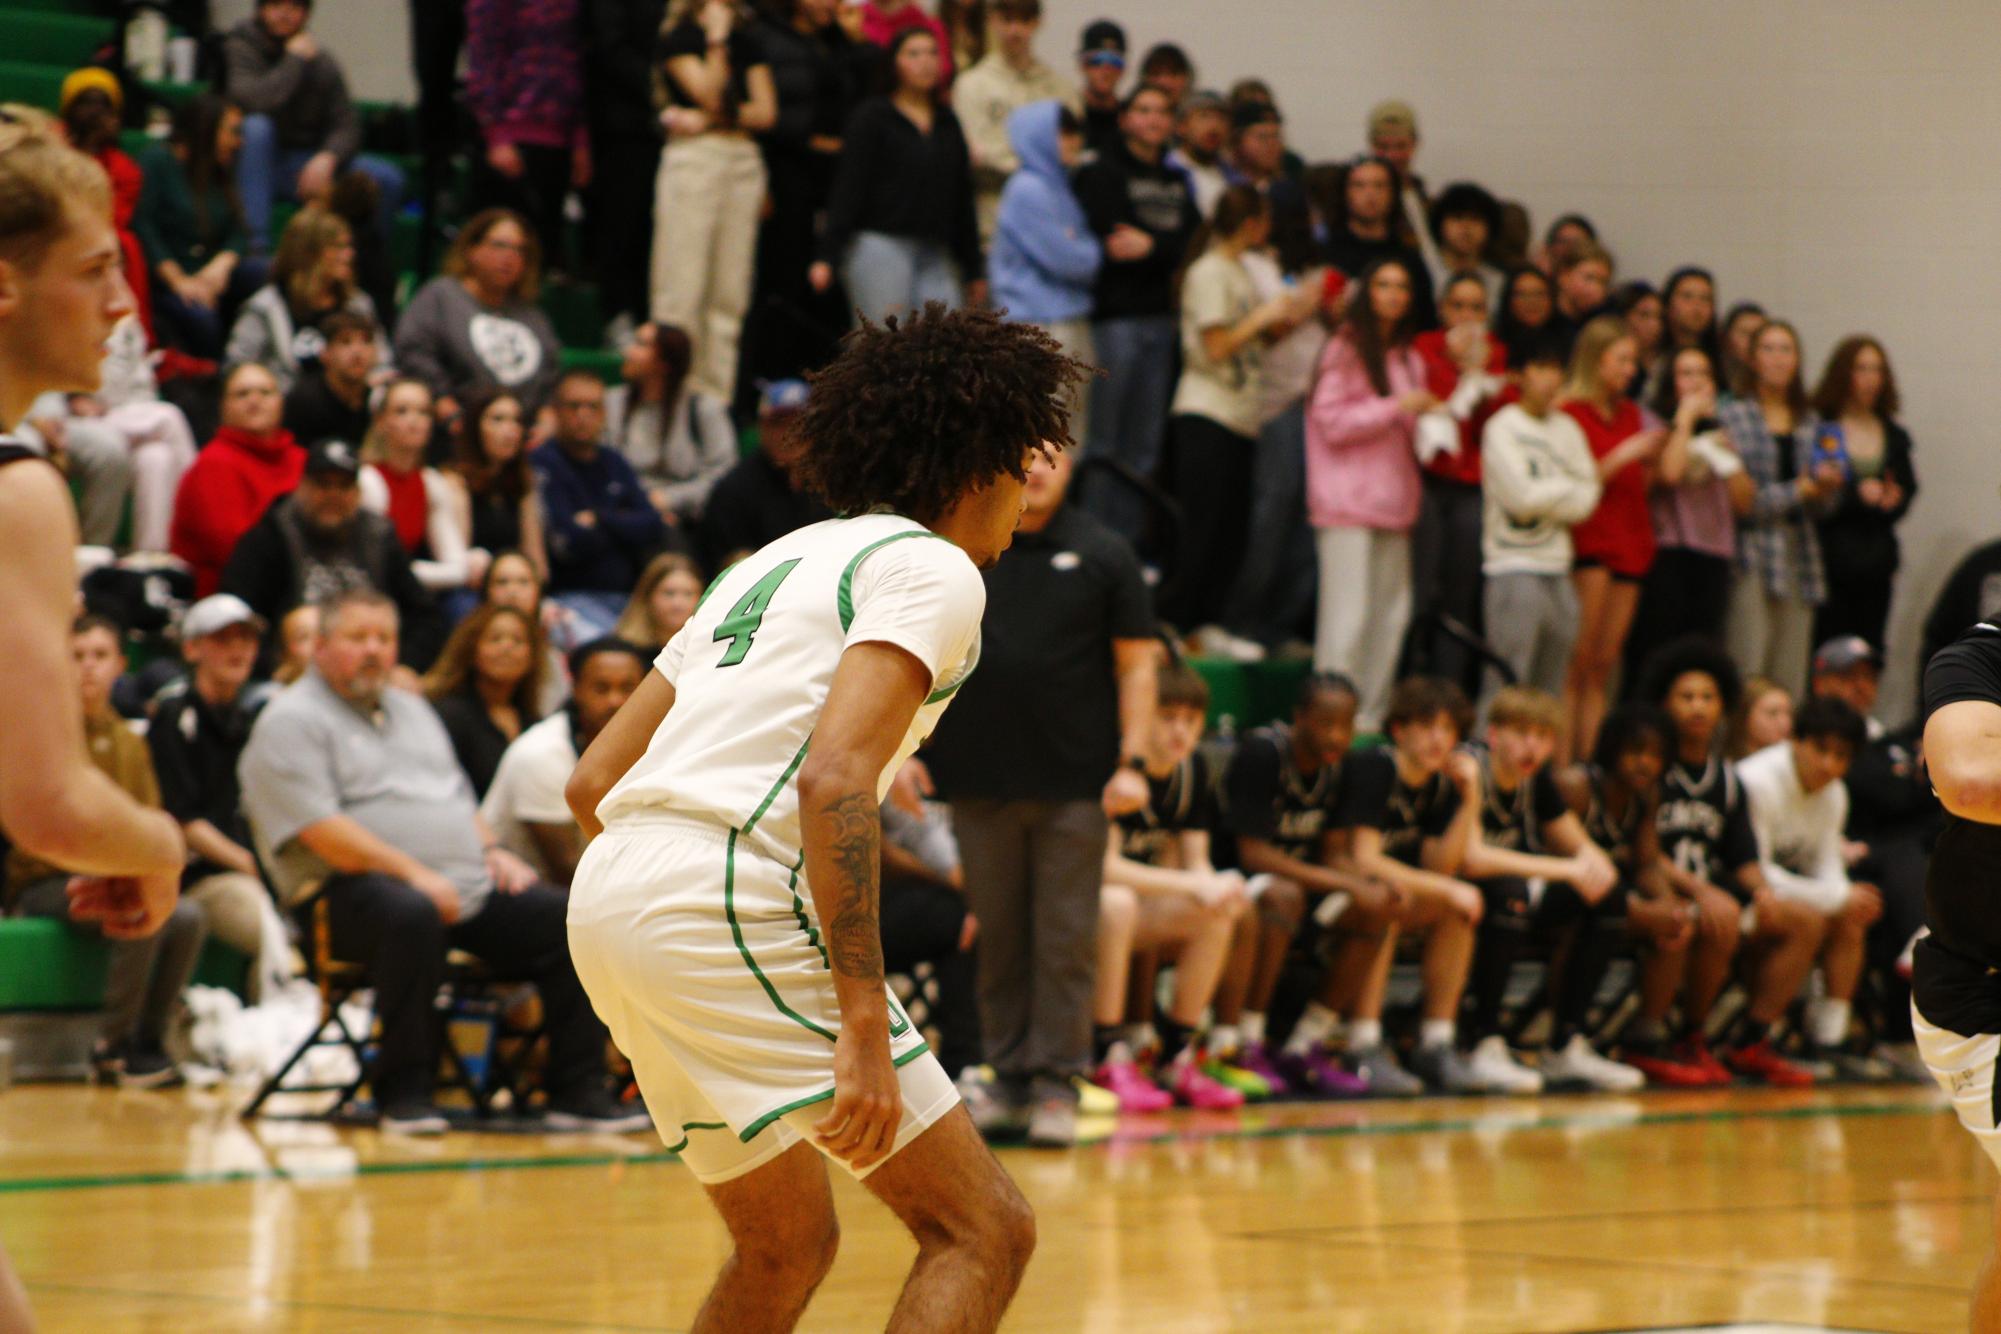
[9,0,1962,1142]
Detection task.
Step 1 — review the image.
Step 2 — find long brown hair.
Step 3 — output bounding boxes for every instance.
[442,207,542,304]
[360,376,434,467]
[1811,334,1900,420]
[1340,256,1424,396]
[1731,318,1810,418]
[272,208,354,315]
[1178,183,1266,307]
[422,603,547,715]
[452,386,532,503]
[615,553,705,647]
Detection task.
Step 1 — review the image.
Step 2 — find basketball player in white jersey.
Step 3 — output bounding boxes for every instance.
[565,305,1089,1333]
[0,107,190,1334]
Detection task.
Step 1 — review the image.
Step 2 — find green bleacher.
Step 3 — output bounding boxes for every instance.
[0,917,248,1011]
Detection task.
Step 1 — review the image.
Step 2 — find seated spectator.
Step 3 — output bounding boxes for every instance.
[1640,638,1824,1086]
[953,0,1069,249]
[147,595,293,1001]
[283,309,378,447]
[169,362,304,597]
[989,100,1102,441]
[1166,90,1230,219]
[60,70,151,340]
[220,439,446,670]
[613,552,704,654]
[394,209,564,418]
[12,396,132,551]
[424,603,547,800]
[1736,696,1885,1073]
[225,0,405,253]
[464,0,592,269]
[697,378,832,572]
[1730,675,1794,759]
[237,589,646,1134]
[1810,335,1918,652]
[813,28,983,320]
[359,378,472,603]
[606,323,737,527]
[274,603,318,685]
[6,616,206,1089]
[1479,333,1600,701]
[482,638,646,886]
[445,388,549,593]
[1089,663,1248,1111]
[530,369,671,635]
[1072,20,1126,158]
[136,93,264,360]
[1547,242,1613,358]
[1492,264,1555,365]
[225,208,391,393]
[1324,157,1436,328]
[1428,183,1504,309]
[1213,673,1360,1099]
[879,794,983,1080]
[480,548,578,711]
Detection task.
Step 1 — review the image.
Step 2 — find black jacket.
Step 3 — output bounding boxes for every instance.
[582,0,669,139]
[821,97,981,278]
[1817,418,1918,587]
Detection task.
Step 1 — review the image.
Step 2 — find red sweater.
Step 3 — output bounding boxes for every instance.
[170,427,304,596]
[1563,398,1656,579]
[1414,329,1507,486]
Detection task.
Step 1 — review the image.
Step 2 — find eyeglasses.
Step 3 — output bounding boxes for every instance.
[480,238,528,254]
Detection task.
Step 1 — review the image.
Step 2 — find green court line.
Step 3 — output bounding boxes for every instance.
[0,1098,1951,1198]
[27,1279,683,1332]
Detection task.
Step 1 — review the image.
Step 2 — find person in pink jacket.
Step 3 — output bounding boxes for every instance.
[1306,257,1437,727]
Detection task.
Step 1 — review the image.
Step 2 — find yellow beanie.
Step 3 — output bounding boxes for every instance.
[59,68,123,118]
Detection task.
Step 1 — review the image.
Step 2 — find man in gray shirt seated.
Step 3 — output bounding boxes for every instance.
[239,588,648,1135]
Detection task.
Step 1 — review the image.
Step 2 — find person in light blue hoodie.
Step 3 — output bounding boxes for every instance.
[990,99,1112,440]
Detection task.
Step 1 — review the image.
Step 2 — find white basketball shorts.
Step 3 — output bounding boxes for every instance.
[1913,1000,2001,1172]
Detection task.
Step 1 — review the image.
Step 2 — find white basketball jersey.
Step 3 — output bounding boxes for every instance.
[596,514,985,871]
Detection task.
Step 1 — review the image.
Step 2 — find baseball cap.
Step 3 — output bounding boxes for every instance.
[303,438,362,479]
[1367,98,1418,138]
[1180,90,1228,118]
[1079,19,1126,58]
[1812,635,1882,676]
[759,379,811,417]
[183,594,267,641]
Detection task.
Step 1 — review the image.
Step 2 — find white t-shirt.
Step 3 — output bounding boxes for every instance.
[479,711,581,880]
[1736,741,1852,914]
[596,513,986,881]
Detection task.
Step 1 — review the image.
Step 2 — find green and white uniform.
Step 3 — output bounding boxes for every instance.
[568,514,984,1183]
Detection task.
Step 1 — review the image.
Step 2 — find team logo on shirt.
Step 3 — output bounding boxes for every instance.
[469,313,545,387]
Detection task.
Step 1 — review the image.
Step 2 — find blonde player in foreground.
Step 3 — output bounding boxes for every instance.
[0,109,190,1333]
[566,304,1090,1333]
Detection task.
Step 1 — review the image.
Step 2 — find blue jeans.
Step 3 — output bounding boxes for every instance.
[840,231,963,323]
[1225,399,1318,647]
[1084,314,1176,541]
[152,257,268,359]
[237,114,405,254]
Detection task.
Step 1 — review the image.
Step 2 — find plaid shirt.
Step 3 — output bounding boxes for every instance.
[1717,396,1834,604]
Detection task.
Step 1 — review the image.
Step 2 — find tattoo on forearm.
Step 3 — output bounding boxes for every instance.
[821,792,884,980]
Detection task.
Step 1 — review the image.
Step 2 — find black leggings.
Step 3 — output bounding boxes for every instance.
[1164,413,1256,631]
[1465,877,1629,1046]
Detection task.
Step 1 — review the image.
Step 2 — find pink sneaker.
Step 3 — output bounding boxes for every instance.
[1168,1058,1246,1109]
[1093,1055,1172,1112]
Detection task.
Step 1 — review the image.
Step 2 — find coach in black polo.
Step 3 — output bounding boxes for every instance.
[925,447,1158,1146]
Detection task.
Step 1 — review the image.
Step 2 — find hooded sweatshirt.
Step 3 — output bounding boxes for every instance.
[170,426,305,597]
[1304,333,1427,531]
[989,101,1101,326]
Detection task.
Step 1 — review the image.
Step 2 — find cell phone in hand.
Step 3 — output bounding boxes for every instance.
[1811,422,1850,479]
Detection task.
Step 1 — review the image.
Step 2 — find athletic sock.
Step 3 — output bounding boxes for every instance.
[1241,1011,1268,1047]
[1092,1024,1123,1065]
[1810,998,1852,1049]
[1126,1022,1158,1055]
[1157,1015,1193,1066]
[1208,1024,1241,1058]
[1419,1018,1455,1050]
[1285,1003,1339,1055]
[1347,1017,1383,1052]
[1626,1015,1669,1048]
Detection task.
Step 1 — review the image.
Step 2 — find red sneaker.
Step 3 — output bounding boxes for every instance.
[1724,1039,1816,1088]
[1678,1036,1734,1087]
[1623,1045,1713,1088]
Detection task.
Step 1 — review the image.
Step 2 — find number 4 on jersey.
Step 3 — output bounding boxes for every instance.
[713,559,801,667]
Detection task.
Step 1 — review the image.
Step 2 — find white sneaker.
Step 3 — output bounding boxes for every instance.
[1192,625,1267,663]
[1541,1035,1644,1092]
[1466,1035,1544,1095]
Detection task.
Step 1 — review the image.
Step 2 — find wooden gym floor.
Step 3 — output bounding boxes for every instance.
[0,1081,1987,1332]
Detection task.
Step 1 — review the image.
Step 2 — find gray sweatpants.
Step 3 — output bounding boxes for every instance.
[1483,570,1579,702]
[14,874,206,1047]
[951,798,1108,1103]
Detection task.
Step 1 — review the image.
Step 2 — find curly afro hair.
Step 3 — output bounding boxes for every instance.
[1638,635,1743,713]
[793,303,1094,524]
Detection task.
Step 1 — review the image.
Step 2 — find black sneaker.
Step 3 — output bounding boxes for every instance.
[118,1046,185,1090]
[379,1102,450,1136]
[545,1088,653,1134]
[90,1040,124,1086]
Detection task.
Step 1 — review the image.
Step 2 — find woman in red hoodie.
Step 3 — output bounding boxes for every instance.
[169,363,303,596]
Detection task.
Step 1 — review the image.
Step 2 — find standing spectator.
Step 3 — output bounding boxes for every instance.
[937,0,986,72]
[1072,20,1126,157]
[953,0,1069,249]
[1072,83,1199,539]
[1324,156,1435,329]
[225,0,406,252]
[859,0,953,83]
[614,552,705,652]
[1166,186,1310,643]
[169,362,304,598]
[1649,266,1720,401]
[925,447,1159,1147]
[815,28,983,320]
[582,0,668,342]
[530,370,671,633]
[424,603,548,798]
[1810,336,1918,651]
[1611,281,1663,397]
[1365,99,1436,279]
[1718,300,1766,391]
[283,309,379,447]
[696,378,832,570]
[238,589,646,1133]
[147,595,291,1001]
[220,439,448,670]
[1428,182,1504,308]
[226,208,390,393]
[989,101,1102,442]
[1136,43,1193,108]
[1166,90,1230,219]
[360,378,473,602]
[481,637,647,885]
[444,387,549,588]
[1721,318,1840,689]
[606,322,737,527]
[1305,257,1433,730]
[1541,213,1598,274]
[465,0,592,269]
[135,93,264,360]
[1480,335,1600,700]
[8,617,205,1088]
[1492,265,1555,365]
[1547,242,1614,358]
[651,0,777,400]
[395,209,565,416]
[1562,315,1665,760]
[60,71,150,340]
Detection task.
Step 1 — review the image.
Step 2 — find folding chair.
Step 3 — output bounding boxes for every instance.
[240,893,371,1119]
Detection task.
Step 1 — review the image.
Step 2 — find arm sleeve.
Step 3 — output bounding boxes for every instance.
[464,0,508,139]
[1333,748,1394,831]
[1725,405,1808,524]
[505,738,578,824]
[1100,530,1155,639]
[145,708,202,825]
[659,394,739,515]
[1482,412,1601,525]
[223,304,274,375]
[1925,634,2001,718]
[1000,178,1104,285]
[132,158,173,271]
[1719,782,1760,872]
[322,64,362,162]
[238,708,341,852]
[1072,162,1123,237]
[412,469,472,591]
[1308,338,1409,450]
[223,34,305,114]
[1888,424,1919,519]
[595,453,670,550]
[842,538,987,691]
[390,283,454,399]
[945,113,983,280]
[1422,780,1462,838]
[1531,767,1569,827]
[653,623,691,686]
[1220,736,1282,841]
[819,102,876,263]
[532,455,610,563]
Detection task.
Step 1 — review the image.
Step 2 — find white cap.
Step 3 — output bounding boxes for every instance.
[182,594,266,641]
